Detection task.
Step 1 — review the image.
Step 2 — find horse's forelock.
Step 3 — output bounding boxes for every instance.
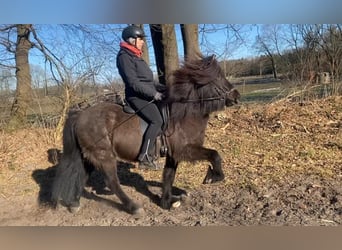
[173,55,223,86]
[169,55,233,101]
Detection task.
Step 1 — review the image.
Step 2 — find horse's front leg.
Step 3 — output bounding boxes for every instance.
[203,149,224,184]
[160,155,178,209]
[186,145,225,184]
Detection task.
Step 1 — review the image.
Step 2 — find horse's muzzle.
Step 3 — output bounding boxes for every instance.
[225,89,240,106]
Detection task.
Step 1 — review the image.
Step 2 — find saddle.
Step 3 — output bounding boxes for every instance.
[71,92,168,160]
[121,100,169,159]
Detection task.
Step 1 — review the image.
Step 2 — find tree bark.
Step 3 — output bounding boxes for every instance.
[9,24,33,127]
[150,24,165,84]
[150,24,179,85]
[161,24,179,85]
[180,24,201,60]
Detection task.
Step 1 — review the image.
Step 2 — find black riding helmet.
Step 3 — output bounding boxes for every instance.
[122,25,146,42]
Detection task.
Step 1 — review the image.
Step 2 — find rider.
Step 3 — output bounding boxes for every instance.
[116,25,165,170]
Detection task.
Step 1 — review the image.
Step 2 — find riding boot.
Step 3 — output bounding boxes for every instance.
[137,139,163,171]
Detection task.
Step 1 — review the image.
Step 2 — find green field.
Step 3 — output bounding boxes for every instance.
[235,82,285,103]
[234,80,337,103]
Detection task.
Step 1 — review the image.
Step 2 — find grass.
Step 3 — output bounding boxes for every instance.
[233,80,289,103]
[235,81,341,104]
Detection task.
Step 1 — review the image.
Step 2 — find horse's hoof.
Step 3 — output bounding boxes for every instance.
[180,193,190,205]
[128,202,144,215]
[172,200,181,208]
[54,202,61,210]
[203,166,224,184]
[203,176,224,184]
[68,206,80,213]
[160,200,171,210]
[131,207,144,218]
[203,178,213,184]
[203,166,214,184]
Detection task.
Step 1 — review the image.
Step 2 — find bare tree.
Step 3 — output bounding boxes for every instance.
[315,25,342,83]
[149,24,164,84]
[149,24,179,85]
[9,24,33,127]
[0,68,13,93]
[286,24,342,89]
[254,25,284,79]
[180,24,201,59]
[161,24,179,84]
[30,25,108,140]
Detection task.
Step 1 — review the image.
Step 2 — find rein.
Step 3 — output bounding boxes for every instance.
[175,96,226,103]
[111,99,155,130]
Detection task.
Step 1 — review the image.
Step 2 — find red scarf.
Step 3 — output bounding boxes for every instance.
[120,41,142,58]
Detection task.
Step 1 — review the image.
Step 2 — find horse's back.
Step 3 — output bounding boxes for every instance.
[74,102,142,164]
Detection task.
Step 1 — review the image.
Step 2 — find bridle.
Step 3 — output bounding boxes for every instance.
[174,88,235,104]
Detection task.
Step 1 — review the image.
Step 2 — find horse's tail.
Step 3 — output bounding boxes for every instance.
[51,110,87,209]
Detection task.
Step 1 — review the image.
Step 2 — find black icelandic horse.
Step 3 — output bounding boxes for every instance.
[51,55,240,214]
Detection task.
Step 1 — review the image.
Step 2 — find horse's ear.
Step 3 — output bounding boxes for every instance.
[206,54,216,66]
[203,54,216,67]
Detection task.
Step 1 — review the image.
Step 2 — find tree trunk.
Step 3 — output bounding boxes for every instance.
[161,24,179,85]
[9,24,33,128]
[270,57,277,79]
[150,24,165,84]
[180,24,201,59]
[150,24,179,85]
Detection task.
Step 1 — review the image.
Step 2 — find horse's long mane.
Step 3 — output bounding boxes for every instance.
[167,55,234,121]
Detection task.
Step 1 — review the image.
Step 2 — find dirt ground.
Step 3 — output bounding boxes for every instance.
[0,96,341,226]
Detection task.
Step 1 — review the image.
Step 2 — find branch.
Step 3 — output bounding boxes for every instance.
[0,24,16,32]
[0,26,16,53]
[30,25,68,84]
[0,61,16,68]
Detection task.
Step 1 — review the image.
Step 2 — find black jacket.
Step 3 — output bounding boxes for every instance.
[117,47,162,100]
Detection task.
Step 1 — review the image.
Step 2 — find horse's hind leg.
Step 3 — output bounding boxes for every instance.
[185,145,224,184]
[101,159,142,215]
[161,155,179,209]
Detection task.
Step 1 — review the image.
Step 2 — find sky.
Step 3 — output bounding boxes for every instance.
[142,24,260,61]
[23,24,262,88]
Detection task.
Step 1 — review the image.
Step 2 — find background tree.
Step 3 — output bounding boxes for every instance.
[313,24,342,84]
[199,24,246,78]
[149,24,179,85]
[0,68,12,94]
[181,24,201,59]
[30,25,110,140]
[149,24,164,84]
[7,24,33,128]
[254,25,285,79]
